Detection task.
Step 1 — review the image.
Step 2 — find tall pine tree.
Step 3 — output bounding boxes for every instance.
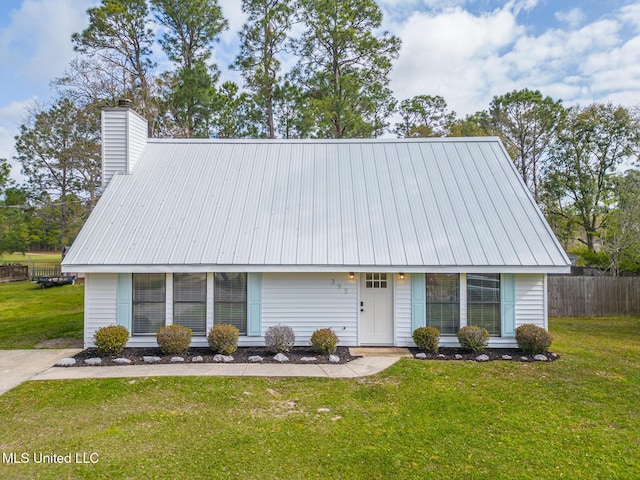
[292,0,400,138]
[151,0,228,137]
[233,0,293,138]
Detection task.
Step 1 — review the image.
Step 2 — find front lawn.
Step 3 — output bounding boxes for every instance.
[0,281,83,348]
[0,317,638,479]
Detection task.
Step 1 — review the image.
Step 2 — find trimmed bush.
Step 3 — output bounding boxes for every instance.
[412,326,440,353]
[265,325,295,353]
[157,325,192,355]
[516,324,552,354]
[457,325,490,352]
[208,324,239,355]
[310,328,339,355]
[93,325,129,356]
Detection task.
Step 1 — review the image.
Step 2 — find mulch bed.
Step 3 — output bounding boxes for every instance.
[408,347,560,362]
[65,346,355,367]
[62,346,558,367]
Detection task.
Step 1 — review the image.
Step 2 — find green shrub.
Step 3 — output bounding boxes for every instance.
[93,325,129,356]
[157,324,192,355]
[457,325,490,352]
[310,328,339,355]
[516,324,552,354]
[208,324,239,355]
[412,326,440,353]
[265,325,295,353]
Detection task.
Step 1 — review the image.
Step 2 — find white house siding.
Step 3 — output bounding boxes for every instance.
[84,273,118,348]
[260,273,359,346]
[82,271,546,349]
[515,273,546,329]
[101,111,127,188]
[101,108,147,189]
[395,276,413,347]
[127,110,147,173]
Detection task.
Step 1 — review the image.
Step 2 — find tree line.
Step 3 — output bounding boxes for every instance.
[1,0,639,274]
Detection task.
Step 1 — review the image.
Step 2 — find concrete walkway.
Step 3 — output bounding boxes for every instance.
[33,355,401,382]
[0,349,82,396]
[0,349,406,395]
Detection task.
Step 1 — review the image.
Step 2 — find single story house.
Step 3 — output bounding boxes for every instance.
[62,105,571,349]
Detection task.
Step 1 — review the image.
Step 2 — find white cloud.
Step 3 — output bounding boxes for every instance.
[0,0,94,83]
[389,2,640,116]
[0,98,36,181]
[0,127,15,161]
[618,3,640,32]
[0,98,35,128]
[390,5,523,114]
[218,0,247,45]
[504,19,621,86]
[554,8,586,29]
[509,0,539,14]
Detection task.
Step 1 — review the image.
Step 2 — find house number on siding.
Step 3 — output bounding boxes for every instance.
[330,278,349,294]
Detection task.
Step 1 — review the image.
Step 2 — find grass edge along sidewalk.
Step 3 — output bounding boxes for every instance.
[0,317,637,479]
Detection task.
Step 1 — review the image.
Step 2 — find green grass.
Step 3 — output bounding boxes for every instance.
[0,317,638,479]
[0,281,83,348]
[0,252,61,264]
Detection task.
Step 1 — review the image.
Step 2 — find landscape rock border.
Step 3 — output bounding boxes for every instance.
[409,347,559,362]
[59,346,353,367]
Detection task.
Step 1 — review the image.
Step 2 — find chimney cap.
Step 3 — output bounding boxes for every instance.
[118,99,133,108]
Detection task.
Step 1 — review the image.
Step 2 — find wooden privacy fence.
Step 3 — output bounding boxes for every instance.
[548,276,640,317]
[0,265,29,282]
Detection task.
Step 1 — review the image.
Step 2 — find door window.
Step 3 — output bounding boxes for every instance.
[365,273,387,288]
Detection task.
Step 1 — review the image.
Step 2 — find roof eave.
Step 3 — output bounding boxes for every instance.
[62,264,571,274]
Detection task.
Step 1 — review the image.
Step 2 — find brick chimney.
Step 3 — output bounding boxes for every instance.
[101,100,148,189]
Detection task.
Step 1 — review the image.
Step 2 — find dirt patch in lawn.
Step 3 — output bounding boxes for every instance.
[65,346,355,366]
[35,338,83,349]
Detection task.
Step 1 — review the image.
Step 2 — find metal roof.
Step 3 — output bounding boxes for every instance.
[63,137,571,273]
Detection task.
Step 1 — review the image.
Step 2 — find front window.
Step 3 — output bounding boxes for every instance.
[132,273,166,335]
[426,273,460,335]
[174,273,207,336]
[467,273,501,336]
[214,273,247,335]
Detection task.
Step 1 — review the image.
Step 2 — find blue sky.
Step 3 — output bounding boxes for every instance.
[2,0,640,180]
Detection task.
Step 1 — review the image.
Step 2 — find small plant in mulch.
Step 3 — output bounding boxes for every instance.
[68,346,354,366]
[265,325,296,353]
[310,328,339,355]
[207,324,239,355]
[515,324,552,354]
[412,326,440,353]
[93,325,129,356]
[457,325,490,352]
[157,325,193,355]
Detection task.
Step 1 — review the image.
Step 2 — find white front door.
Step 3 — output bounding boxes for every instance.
[360,273,394,345]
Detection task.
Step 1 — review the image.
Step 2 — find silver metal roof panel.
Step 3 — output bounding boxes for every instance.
[63,137,571,272]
